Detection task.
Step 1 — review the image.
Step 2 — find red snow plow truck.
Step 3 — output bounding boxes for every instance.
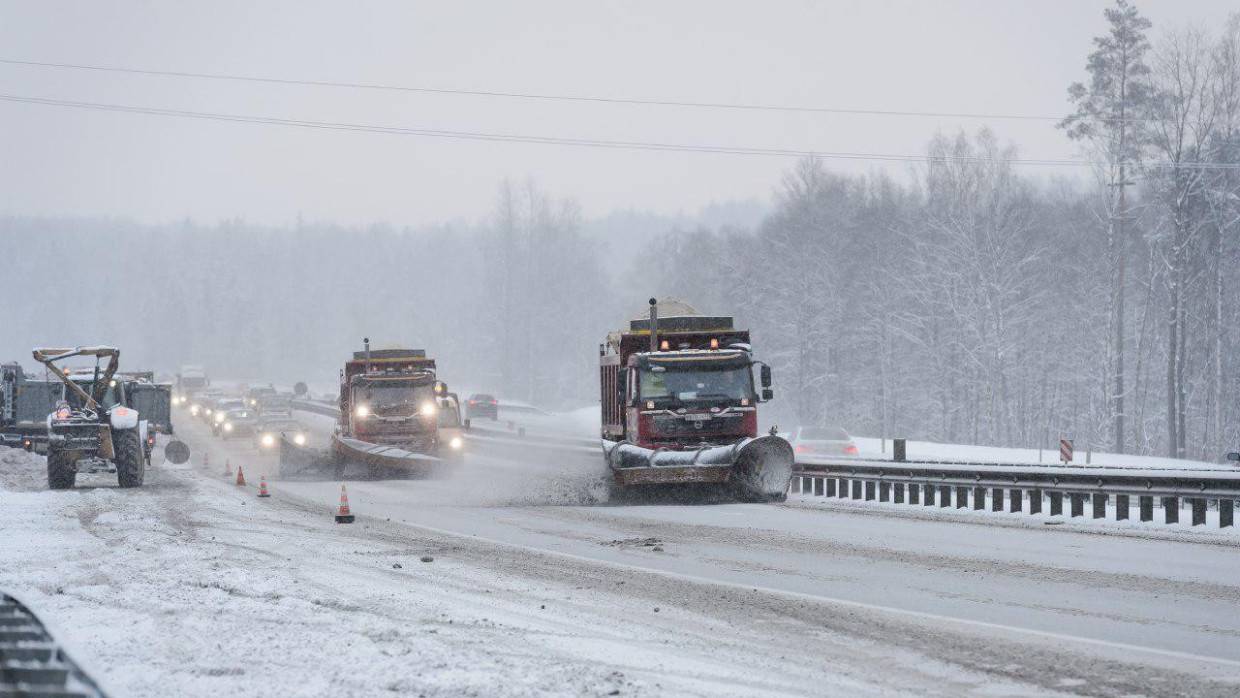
[599,299,793,501]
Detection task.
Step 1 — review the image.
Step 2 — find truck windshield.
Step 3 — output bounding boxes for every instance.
[359,383,434,413]
[639,364,754,403]
[66,379,120,409]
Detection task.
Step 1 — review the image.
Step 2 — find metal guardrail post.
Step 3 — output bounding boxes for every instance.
[1049,491,1063,516]
[1029,488,1043,515]
[1140,496,1154,521]
[939,485,951,508]
[814,477,825,497]
[851,480,862,500]
[1070,493,1084,518]
[1116,494,1129,520]
[879,481,891,502]
[893,482,904,503]
[1092,493,1107,519]
[865,481,875,501]
[991,487,1003,512]
[1191,498,1206,526]
[908,482,919,504]
[973,486,985,511]
[1009,489,1023,513]
[923,483,936,506]
[827,478,837,497]
[1163,497,1179,524]
[955,485,968,509]
[1221,500,1234,528]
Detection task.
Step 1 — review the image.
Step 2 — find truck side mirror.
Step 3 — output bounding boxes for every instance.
[1228,452,1240,462]
[762,388,774,402]
[760,364,772,388]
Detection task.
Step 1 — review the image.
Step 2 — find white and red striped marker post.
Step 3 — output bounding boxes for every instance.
[1060,438,1074,464]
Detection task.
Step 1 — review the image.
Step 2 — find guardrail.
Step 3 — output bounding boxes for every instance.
[289,399,1239,529]
[0,591,107,697]
[793,457,1240,528]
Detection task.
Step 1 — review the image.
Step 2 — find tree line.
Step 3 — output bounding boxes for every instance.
[2,1,1236,459]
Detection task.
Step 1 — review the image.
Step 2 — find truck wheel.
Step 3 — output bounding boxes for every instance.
[114,429,145,488]
[47,448,77,490]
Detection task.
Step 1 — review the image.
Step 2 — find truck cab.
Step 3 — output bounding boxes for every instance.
[602,303,772,450]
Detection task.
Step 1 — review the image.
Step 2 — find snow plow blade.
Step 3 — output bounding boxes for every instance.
[280,434,442,479]
[279,435,335,477]
[602,435,794,501]
[333,435,441,477]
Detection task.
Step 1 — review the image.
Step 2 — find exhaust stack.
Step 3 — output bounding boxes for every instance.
[648,298,658,352]
[363,337,371,372]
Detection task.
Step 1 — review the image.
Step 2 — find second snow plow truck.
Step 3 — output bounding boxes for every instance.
[281,340,450,479]
[599,299,794,501]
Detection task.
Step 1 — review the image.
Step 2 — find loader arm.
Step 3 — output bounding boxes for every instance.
[31,346,121,411]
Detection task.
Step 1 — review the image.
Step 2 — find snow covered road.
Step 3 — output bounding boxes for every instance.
[3,413,1240,697]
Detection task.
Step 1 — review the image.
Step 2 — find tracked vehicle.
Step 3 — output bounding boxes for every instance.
[599,299,793,501]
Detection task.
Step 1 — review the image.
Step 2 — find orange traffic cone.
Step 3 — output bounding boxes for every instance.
[335,484,355,524]
[224,458,233,477]
[235,466,246,487]
[257,476,270,498]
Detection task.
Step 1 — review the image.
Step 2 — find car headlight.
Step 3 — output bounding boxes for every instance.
[190,405,200,416]
[224,422,233,431]
[261,433,275,447]
[355,404,370,418]
[420,401,438,416]
[205,408,213,416]
[214,412,225,423]
[449,436,463,450]
[294,433,306,446]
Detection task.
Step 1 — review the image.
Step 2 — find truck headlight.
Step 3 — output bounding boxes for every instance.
[214,412,225,423]
[261,433,275,447]
[355,404,370,418]
[224,422,233,432]
[450,436,463,450]
[420,401,437,416]
[190,405,200,416]
[294,433,306,445]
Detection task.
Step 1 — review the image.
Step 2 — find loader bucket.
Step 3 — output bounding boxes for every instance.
[603,434,794,500]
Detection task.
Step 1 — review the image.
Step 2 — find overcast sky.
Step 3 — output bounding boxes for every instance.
[1,0,1235,228]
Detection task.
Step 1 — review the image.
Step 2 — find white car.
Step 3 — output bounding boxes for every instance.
[791,426,859,457]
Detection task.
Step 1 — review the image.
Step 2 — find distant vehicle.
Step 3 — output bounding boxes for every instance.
[1228,451,1240,465]
[216,408,258,438]
[791,426,859,457]
[245,385,277,408]
[176,365,209,404]
[208,398,245,429]
[255,418,308,450]
[466,393,498,421]
[256,394,293,418]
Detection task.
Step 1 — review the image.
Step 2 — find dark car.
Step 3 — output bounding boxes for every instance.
[255,418,309,450]
[216,408,258,438]
[465,393,499,421]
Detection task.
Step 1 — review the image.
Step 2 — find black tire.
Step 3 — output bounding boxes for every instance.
[114,429,145,488]
[47,447,77,490]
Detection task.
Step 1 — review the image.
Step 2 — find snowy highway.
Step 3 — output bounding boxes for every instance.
[93,411,1240,695]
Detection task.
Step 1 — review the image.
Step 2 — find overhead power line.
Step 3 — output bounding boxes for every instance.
[0,57,1150,125]
[2,93,1237,170]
